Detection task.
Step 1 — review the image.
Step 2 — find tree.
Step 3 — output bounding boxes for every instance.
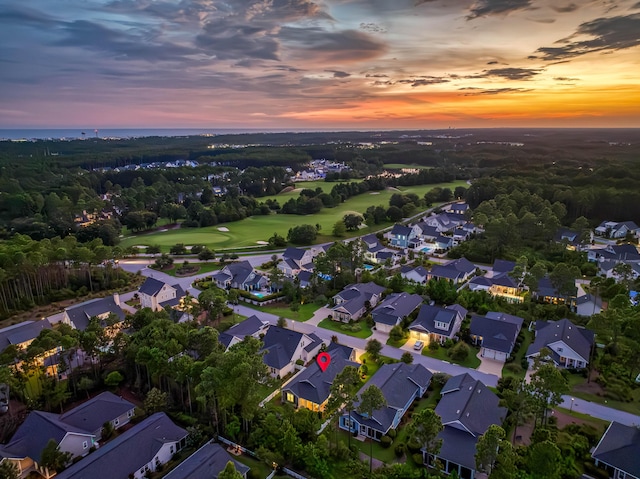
[527,362,568,426]
[0,461,19,479]
[326,366,361,448]
[287,224,317,245]
[41,439,73,472]
[365,338,383,361]
[526,440,562,479]
[104,370,124,389]
[218,461,244,479]
[144,387,168,414]
[332,220,346,237]
[550,262,580,298]
[407,408,443,467]
[389,325,405,343]
[386,206,403,222]
[198,288,227,321]
[357,385,388,473]
[400,351,413,364]
[475,425,508,475]
[198,247,215,261]
[343,213,363,231]
[277,317,287,328]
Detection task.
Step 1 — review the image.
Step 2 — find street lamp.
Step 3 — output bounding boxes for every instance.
[570,397,575,412]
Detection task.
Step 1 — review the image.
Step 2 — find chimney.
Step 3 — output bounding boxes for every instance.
[113,293,120,306]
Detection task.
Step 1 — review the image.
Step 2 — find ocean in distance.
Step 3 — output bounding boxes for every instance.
[0,128,326,141]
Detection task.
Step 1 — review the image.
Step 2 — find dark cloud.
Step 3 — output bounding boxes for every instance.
[551,4,580,13]
[554,76,579,81]
[53,20,198,62]
[634,2,640,9]
[195,21,280,61]
[279,27,386,62]
[0,5,59,26]
[326,70,351,78]
[461,87,532,95]
[365,73,389,78]
[373,76,449,87]
[535,14,640,61]
[466,67,542,80]
[360,22,387,34]
[486,61,499,65]
[467,0,535,20]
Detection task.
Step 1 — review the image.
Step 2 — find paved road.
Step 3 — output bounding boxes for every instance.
[559,396,640,426]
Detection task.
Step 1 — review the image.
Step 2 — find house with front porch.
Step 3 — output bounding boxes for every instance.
[409,304,468,345]
[331,282,386,322]
[427,374,507,479]
[532,276,577,310]
[592,421,640,479]
[371,292,423,333]
[282,347,359,412]
[211,261,268,291]
[63,295,125,332]
[470,312,524,362]
[526,318,594,369]
[340,363,431,440]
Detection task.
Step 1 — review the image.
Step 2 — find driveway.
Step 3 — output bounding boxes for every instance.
[476,352,505,376]
[306,306,333,326]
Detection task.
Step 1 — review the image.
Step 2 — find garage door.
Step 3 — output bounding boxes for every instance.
[482,348,496,359]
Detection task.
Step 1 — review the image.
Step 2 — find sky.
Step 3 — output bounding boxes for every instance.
[1,0,639,129]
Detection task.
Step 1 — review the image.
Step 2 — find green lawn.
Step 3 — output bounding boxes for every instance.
[120,180,468,252]
[422,343,481,369]
[242,301,320,322]
[158,261,223,277]
[318,318,372,339]
[233,452,276,479]
[214,313,248,332]
[502,328,533,380]
[386,336,409,348]
[258,179,363,203]
[567,373,640,416]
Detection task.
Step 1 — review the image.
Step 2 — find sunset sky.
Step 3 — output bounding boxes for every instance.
[1,0,639,129]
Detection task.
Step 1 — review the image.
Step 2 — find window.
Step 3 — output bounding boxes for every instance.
[286,392,294,403]
[114,418,119,426]
[127,410,134,418]
[170,446,174,454]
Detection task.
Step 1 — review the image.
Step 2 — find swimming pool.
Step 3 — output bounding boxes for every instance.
[421,246,435,253]
[363,264,375,271]
[251,291,269,298]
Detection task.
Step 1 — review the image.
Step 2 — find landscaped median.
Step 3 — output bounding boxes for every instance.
[318,317,372,339]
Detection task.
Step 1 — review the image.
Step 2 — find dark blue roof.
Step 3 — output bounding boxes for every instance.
[139,277,165,296]
[409,304,467,337]
[391,224,412,236]
[60,392,135,434]
[470,312,523,354]
[0,319,52,352]
[592,422,640,477]
[65,296,125,331]
[163,442,249,479]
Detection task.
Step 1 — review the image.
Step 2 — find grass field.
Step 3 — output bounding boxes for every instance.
[318,318,373,339]
[159,261,222,277]
[258,179,363,204]
[120,180,467,252]
[422,343,481,369]
[242,301,320,322]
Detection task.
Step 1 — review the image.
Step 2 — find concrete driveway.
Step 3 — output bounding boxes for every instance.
[476,352,505,376]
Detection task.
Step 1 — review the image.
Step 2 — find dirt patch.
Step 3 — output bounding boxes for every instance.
[573,371,605,396]
[552,409,594,429]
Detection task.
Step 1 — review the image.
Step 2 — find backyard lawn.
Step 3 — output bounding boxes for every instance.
[318,318,372,339]
[242,301,320,322]
[120,180,467,252]
[422,343,481,369]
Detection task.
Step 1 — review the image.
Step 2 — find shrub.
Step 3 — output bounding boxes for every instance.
[428,341,440,351]
[448,341,470,361]
[407,438,422,454]
[412,453,424,465]
[504,363,522,374]
[380,435,393,448]
[394,443,405,458]
[387,429,397,439]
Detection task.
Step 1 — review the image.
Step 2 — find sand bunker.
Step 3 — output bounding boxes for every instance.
[256,241,269,245]
[217,227,230,232]
[370,192,380,195]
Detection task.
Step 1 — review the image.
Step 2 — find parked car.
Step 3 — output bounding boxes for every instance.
[414,340,424,351]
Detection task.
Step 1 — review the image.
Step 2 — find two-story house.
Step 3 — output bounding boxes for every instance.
[138,277,186,312]
[278,247,315,277]
[331,282,386,322]
[340,363,432,441]
[260,326,323,378]
[526,318,594,369]
[595,220,640,239]
[218,315,270,350]
[389,224,420,249]
[428,258,476,284]
[211,261,268,291]
[409,304,468,345]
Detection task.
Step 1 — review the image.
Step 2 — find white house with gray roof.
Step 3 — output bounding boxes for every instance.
[211,261,268,291]
[429,374,507,479]
[331,282,386,322]
[54,413,187,479]
[259,326,323,378]
[138,277,185,312]
[218,315,269,350]
[63,295,125,331]
[340,363,431,441]
[526,318,594,369]
[278,247,315,277]
[428,258,476,284]
[409,304,468,345]
[163,442,249,479]
[371,292,423,333]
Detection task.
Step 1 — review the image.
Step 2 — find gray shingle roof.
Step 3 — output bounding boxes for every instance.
[470,312,523,355]
[65,296,125,331]
[163,442,249,479]
[391,224,412,236]
[372,293,423,326]
[435,427,479,470]
[260,326,314,370]
[332,282,386,316]
[225,315,267,339]
[527,318,594,363]
[59,392,135,434]
[409,304,467,337]
[350,363,432,434]
[138,277,165,296]
[55,413,187,479]
[0,319,52,352]
[283,349,359,406]
[592,421,640,477]
[283,247,306,261]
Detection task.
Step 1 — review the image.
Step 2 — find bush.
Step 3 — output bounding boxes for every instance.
[448,341,470,361]
[407,439,422,454]
[380,435,393,448]
[394,443,405,458]
[387,428,397,439]
[504,363,522,374]
[412,453,424,465]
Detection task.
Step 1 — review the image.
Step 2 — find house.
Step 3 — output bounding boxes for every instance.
[428,374,507,479]
[428,258,476,284]
[326,341,357,362]
[260,326,323,378]
[488,273,523,303]
[491,259,516,276]
[371,292,423,333]
[138,277,186,312]
[533,276,577,309]
[423,212,466,232]
[447,202,469,215]
[163,442,249,479]
[0,391,136,477]
[211,261,268,291]
[389,224,418,248]
[470,312,524,362]
[278,247,315,277]
[595,220,640,239]
[526,318,594,369]
[435,234,455,251]
[331,282,386,322]
[218,315,269,350]
[554,227,589,250]
[361,234,397,264]
[54,413,187,479]
[414,223,440,243]
[0,319,53,354]
[588,244,640,264]
[295,270,313,288]
[592,421,640,479]
[282,347,360,412]
[409,304,468,345]
[576,292,604,316]
[467,276,492,292]
[340,363,432,441]
[63,295,125,331]
[400,265,429,284]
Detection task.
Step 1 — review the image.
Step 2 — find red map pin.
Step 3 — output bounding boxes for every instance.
[317,352,331,372]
